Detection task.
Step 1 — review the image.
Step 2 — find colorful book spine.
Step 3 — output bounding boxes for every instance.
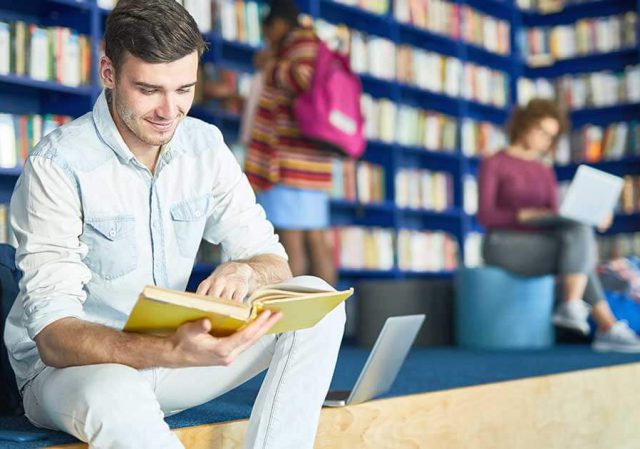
[397,229,458,272]
[395,169,454,211]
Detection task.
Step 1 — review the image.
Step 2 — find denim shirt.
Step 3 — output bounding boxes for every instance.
[4,90,287,391]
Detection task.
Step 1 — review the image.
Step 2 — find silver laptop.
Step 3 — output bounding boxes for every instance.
[323,314,425,407]
[525,165,624,227]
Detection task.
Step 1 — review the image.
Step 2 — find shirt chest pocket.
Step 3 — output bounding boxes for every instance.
[82,215,137,280]
[171,194,213,259]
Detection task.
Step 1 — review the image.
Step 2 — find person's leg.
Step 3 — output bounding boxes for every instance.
[277,229,308,276]
[482,229,590,333]
[23,364,183,449]
[152,304,346,449]
[584,272,616,332]
[305,229,336,286]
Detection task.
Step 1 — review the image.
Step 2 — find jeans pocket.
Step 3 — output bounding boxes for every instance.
[171,194,213,259]
[82,215,137,280]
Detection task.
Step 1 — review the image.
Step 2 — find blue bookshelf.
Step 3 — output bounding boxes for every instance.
[1,0,639,286]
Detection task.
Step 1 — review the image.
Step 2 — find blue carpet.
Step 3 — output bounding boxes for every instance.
[1,345,639,448]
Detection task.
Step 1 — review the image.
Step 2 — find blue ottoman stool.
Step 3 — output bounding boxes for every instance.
[455,266,555,350]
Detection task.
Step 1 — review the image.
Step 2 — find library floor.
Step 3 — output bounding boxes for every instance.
[2,344,640,449]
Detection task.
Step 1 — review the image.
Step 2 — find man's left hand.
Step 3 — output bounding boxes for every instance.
[196,262,258,302]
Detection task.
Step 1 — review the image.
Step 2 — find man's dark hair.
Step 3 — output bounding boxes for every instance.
[263,0,300,27]
[104,0,206,73]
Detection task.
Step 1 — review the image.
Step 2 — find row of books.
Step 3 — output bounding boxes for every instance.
[0,113,71,169]
[331,226,395,270]
[554,121,640,165]
[361,95,458,150]
[331,226,458,272]
[461,119,507,158]
[332,0,390,15]
[394,0,511,55]
[0,21,92,87]
[395,45,510,107]
[395,169,454,211]
[517,0,602,14]
[215,0,266,45]
[330,159,386,204]
[397,229,458,272]
[518,65,640,109]
[521,13,637,63]
[620,176,640,215]
[598,233,640,260]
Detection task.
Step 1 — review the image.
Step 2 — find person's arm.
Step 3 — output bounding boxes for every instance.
[197,126,292,299]
[17,154,280,370]
[477,157,520,228]
[264,31,318,95]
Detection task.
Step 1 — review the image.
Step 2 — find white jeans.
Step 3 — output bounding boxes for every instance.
[22,305,345,449]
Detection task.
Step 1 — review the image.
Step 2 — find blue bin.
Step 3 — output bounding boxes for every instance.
[455,266,555,349]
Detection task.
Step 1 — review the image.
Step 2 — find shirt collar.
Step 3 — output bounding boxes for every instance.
[92,89,185,166]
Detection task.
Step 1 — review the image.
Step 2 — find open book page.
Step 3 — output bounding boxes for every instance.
[247,276,336,303]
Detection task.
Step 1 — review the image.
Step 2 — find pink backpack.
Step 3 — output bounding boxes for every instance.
[293,41,366,159]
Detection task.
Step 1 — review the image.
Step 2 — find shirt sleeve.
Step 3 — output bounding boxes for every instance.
[10,155,91,340]
[265,32,318,95]
[477,157,519,229]
[202,129,288,262]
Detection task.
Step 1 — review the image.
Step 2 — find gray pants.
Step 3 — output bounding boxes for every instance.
[482,223,605,306]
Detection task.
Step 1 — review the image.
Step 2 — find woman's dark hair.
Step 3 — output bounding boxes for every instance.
[506,98,570,145]
[104,0,206,74]
[263,0,300,27]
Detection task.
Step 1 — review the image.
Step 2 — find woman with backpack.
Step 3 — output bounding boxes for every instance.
[245,0,336,285]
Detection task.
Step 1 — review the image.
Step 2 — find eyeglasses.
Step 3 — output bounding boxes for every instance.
[532,123,559,141]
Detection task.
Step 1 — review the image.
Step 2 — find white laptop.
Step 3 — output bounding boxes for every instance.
[525,165,624,227]
[323,314,425,407]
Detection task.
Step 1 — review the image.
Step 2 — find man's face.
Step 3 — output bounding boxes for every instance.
[103,51,199,149]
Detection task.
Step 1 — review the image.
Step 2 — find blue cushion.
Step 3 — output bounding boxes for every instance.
[455,266,555,349]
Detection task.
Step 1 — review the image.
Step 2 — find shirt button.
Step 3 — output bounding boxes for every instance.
[152,221,159,229]
[195,210,202,218]
[109,229,116,238]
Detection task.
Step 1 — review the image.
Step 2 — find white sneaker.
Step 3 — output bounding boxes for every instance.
[593,321,640,353]
[552,299,591,335]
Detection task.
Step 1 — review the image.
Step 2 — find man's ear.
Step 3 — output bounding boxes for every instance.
[100,56,116,89]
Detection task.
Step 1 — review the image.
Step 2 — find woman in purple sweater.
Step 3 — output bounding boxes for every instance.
[478,99,640,352]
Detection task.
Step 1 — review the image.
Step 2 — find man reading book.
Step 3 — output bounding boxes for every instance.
[3,1,346,448]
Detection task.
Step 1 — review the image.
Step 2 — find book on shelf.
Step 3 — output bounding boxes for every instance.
[194,62,252,115]
[330,158,385,204]
[598,233,640,260]
[460,4,510,55]
[395,168,454,211]
[461,118,507,157]
[331,226,395,271]
[463,175,478,215]
[522,13,637,63]
[554,121,640,165]
[620,176,640,215]
[519,66,640,109]
[215,0,266,46]
[332,0,390,15]
[0,204,10,245]
[394,0,461,39]
[464,232,483,268]
[397,229,458,272]
[124,276,353,337]
[0,20,91,86]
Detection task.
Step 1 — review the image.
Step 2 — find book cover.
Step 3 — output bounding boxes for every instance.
[124,276,353,337]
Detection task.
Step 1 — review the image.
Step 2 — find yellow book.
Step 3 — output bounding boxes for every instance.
[124,276,353,337]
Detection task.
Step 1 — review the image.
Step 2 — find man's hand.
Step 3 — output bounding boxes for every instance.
[517,208,554,223]
[196,261,257,302]
[168,311,282,368]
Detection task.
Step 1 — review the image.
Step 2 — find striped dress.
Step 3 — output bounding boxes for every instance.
[245,26,333,192]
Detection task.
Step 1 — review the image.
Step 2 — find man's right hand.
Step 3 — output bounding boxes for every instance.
[517,208,554,223]
[168,310,282,368]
